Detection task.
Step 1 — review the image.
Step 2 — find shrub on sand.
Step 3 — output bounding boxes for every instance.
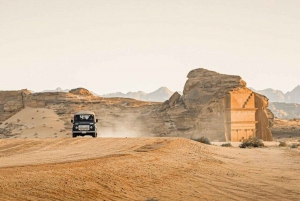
[239,136,264,148]
[290,144,298,149]
[279,141,287,147]
[221,143,232,147]
[191,136,211,145]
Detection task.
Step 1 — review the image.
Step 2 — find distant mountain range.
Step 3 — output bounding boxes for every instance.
[33,86,300,118]
[250,85,300,119]
[251,85,300,104]
[102,87,175,102]
[31,86,176,102]
[42,87,69,93]
[37,88,99,96]
[269,102,300,119]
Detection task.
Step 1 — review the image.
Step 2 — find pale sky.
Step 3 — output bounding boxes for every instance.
[1,0,300,94]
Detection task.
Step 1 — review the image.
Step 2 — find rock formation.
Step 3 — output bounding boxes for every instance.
[0,89,29,122]
[155,68,273,141]
[0,88,99,123]
[69,88,93,96]
[0,70,274,141]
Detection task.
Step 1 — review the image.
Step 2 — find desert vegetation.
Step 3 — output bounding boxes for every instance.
[279,141,288,147]
[290,144,299,149]
[221,143,232,147]
[191,136,211,145]
[239,136,265,148]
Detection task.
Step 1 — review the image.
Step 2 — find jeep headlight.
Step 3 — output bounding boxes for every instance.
[75,126,78,130]
[90,125,93,129]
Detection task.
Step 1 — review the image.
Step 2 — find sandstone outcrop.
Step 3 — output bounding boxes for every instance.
[151,68,273,141]
[169,92,181,107]
[0,88,100,123]
[69,88,93,96]
[160,92,181,111]
[0,90,28,122]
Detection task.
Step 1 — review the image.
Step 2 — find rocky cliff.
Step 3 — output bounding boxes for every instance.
[0,88,101,123]
[0,90,27,122]
[153,68,273,141]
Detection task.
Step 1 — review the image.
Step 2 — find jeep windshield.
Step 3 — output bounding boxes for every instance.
[74,114,94,122]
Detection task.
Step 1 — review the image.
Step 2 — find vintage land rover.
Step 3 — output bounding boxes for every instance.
[71,111,98,138]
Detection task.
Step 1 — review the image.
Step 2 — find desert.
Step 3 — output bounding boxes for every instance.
[1,1,300,200]
[0,138,299,201]
[0,68,300,201]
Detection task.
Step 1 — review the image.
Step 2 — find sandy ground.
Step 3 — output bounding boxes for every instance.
[0,108,67,139]
[272,118,300,142]
[0,107,300,200]
[0,104,160,139]
[0,137,299,201]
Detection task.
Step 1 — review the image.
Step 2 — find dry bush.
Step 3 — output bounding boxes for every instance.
[191,136,211,145]
[221,143,232,147]
[279,141,287,147]
[290,144,299,149]
[239,136,264,148]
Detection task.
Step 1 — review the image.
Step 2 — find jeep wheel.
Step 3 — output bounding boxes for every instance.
[72,133,77,138]
[92,133,96,138]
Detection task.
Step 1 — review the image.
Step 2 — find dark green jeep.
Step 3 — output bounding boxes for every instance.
[71,111,98,138]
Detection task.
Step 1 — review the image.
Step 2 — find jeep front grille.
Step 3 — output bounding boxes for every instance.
[78,125,90,131]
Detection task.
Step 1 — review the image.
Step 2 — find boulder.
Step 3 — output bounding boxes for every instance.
[159,100,170,111]
[168,92,181,107]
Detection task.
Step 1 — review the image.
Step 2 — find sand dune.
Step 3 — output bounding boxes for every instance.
[0,107,67,139]
[0,138,299,201]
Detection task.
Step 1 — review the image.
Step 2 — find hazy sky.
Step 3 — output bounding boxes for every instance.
[1,0,300,94]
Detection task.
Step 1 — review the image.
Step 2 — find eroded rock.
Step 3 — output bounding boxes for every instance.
[153,68,273,141]
[69,88,93,96]
[169,92,181,108]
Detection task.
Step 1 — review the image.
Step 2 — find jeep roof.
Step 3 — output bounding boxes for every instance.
[75,111,95,115]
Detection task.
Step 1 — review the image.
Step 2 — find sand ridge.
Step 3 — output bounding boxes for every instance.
[0,138,299,201]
